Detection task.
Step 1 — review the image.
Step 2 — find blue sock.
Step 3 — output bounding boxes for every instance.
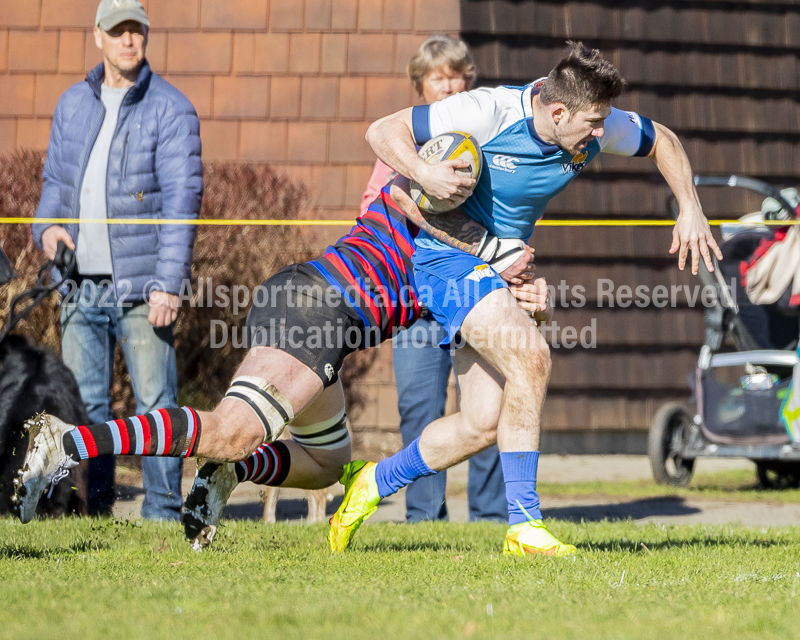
[500,451,542,525]
[375,437,436,499]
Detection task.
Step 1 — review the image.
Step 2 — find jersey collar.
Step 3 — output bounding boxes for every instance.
[523,79,562,156]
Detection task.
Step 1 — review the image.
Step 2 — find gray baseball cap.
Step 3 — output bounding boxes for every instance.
[96,0,150,30]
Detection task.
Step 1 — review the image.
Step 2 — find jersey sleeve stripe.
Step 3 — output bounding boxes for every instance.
[635,116,657,157]
[360,211,415,266]
[411,105,431,144]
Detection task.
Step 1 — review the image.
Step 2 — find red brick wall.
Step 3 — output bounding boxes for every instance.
[0,0,461,458]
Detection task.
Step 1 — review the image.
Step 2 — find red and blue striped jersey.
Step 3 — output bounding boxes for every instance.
[308,183,421,343]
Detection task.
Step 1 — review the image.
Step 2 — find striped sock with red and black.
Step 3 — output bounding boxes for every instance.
[234,440,292,486]
[61,408,201,461]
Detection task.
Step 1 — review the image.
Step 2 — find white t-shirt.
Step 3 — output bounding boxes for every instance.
[76,84,129,275]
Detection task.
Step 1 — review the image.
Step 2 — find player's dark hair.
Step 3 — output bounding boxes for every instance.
[539,41,625,112]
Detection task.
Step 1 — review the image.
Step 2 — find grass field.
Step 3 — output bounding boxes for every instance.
[2,516,800,640]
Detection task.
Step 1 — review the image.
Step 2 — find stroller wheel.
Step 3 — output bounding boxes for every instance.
[649,403,695,487]
[756,462,800,490]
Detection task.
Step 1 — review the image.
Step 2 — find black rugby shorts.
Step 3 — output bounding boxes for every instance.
[245,263,366,387]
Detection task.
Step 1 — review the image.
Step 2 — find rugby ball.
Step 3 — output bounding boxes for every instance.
[410,132,482,214]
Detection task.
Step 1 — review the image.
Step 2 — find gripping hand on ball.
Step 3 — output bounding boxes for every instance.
[414,158,476,208]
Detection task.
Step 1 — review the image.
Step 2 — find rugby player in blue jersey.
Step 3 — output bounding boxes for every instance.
[330,41,723,557]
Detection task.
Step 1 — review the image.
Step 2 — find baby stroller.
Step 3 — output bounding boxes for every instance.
[649,176,800,489]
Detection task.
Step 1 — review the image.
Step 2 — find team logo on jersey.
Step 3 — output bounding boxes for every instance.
[465,264,497,282]
[491,154,518,173]
[324,363,335,381]
[561,151,588,175]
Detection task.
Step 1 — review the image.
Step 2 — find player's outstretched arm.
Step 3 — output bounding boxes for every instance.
[648,121,723,275]
[389,178,535,284]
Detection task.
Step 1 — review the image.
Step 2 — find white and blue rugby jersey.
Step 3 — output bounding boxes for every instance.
[411,80,656,249]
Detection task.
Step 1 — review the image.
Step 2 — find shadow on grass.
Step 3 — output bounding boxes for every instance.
[0,545,47,559]
[357,540,472,553]
[583,535,784,553]
[223,495,343,522]
[0,538,109,559]
[354,536,784,555]
[544,497,701,522]
[344,535,783,555]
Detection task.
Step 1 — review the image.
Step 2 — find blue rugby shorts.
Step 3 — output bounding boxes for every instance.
[412,246,508,348]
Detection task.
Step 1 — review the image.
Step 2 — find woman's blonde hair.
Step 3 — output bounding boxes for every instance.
[406,35,477,96]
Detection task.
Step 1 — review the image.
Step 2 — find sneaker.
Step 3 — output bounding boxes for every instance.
[328,460,380,553]
[181,460,239,552]
[503,519,577,557]
[11,413,78,524]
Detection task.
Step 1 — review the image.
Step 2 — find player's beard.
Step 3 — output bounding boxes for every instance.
[550,128,579,155]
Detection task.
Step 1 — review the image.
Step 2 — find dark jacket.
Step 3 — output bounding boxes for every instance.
[33,61,203,301]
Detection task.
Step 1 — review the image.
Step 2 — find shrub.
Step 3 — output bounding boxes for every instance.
[0,151,60,349]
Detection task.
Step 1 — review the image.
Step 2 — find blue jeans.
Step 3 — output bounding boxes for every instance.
[393,313,507,522]
[61,275,183,520]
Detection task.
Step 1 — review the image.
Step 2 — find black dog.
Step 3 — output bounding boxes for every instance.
[0,245,88,517]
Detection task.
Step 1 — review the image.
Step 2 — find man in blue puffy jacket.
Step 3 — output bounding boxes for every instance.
[32,0,203,520]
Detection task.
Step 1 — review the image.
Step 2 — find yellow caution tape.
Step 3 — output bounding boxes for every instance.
[0,218,797,227]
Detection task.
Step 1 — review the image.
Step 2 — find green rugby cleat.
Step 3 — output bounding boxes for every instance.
[328,460,380,553]
[503,519,577,557]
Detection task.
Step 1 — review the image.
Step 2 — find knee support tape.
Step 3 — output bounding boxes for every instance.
[288,408,351,450]
[225,376,295,443]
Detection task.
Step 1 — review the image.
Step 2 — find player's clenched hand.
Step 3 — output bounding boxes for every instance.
[670,203,723,275]
[415,158,476,206]
[509,278,553,324]
[498,244,535,284]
